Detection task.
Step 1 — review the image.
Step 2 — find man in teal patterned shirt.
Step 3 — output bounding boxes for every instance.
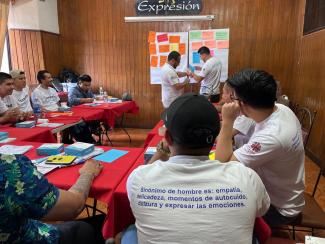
[0,154,103,243]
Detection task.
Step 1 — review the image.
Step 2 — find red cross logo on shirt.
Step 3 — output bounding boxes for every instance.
[250,142,261,153]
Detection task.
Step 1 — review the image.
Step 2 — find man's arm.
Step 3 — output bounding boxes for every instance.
[43,159,103,221]
[176,71,188,78]
[172,77,190,91]
[0,109,20,124]
[215,102,241,162]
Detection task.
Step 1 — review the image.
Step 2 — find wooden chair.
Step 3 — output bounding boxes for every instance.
[289,158,325,239]
[295,107,317,148]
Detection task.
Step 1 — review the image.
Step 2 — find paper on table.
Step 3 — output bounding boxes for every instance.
[0,145,33,154]
[0,137,16,143]
[35,162,59,175]
[37,123,64,128]
[94,149,129,163]
[305,236,325,244]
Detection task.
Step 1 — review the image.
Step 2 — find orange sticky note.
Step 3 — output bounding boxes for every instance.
[217,40,229,49]
[160,56,167,66]
[148,31,156,43]
[150,56,158,67]
[169,35,180,43]
[179,43,186,55]
[202,31,214,40]
[149,44,157,55]
[204,40,217,49]
[192,41,203,50]
[159,44,170,53]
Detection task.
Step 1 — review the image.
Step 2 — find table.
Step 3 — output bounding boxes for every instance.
[103,135,162,238]
[0,126,57,143]
[143,120,164,148]
[74,101,139,128]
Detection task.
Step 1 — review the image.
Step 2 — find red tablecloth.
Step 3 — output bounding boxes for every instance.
[104,135,162,238]
[0,126,57,143]
[143,120,164,148]
[8,141,144,205]
[74,101,139,128]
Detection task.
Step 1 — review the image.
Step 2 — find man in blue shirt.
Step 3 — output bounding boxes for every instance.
[68,74,94,107]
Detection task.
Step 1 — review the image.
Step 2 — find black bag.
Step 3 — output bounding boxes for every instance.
[122,92,132,101]
[69,122,96,144]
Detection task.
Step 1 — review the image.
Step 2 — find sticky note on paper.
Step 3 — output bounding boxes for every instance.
[150,56,158,67]
[190,31,202,40]
[148,31,156,43]
[169,35,180,43]
[204,40,217,49]
[192,41,203,50]
[157,33,168,42]
[215,31,229,40]
[193,52,201,64]
[170,43,179,52]
[179,43,186,55]
[160,56,167,66]
[149,44,157,55]
[94,149,129,163]
[159,44,170,53]
[202,31,214,40]
[210,49,215,56]
[217,40,229,49]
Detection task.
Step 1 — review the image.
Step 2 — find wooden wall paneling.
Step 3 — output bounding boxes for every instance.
[41,32,61,77]
[55,0,303,128]
[0,0,9,68]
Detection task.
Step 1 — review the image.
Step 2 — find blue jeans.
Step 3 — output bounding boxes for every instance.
[121,225,138,244]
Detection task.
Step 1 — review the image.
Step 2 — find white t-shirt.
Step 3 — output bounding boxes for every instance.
[1,95,18,109]
[0,99,8,114]
[233,115,256,149]
[127,155,270,244]
[12,87,33,112]
[199,57,222,95]
[161,63,184,108]
[234,104,305,217]
[32,86,60,111]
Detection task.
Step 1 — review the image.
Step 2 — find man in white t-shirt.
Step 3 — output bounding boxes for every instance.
[10,70,33,114]
[215,68,305,227]
[189,46,222,97]
[32,70,60,112]
[124,93,270,244]
[160,51,189,108]
[0,72,25,124]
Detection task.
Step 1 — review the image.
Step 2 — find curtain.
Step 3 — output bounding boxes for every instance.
[0,0,10,68]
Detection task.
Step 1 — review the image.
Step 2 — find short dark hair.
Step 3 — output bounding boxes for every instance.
[0,72,12,85]
[227,69,277,109]
[78,74,92,83]
[168,51,181,62]
[37,70,50,82]
[198,46,210,55]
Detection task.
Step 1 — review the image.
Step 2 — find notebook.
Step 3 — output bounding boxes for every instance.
[94,149,129,163]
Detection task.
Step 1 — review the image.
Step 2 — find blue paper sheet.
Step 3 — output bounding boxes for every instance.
[94,149,129,163]
[193,52,201,64]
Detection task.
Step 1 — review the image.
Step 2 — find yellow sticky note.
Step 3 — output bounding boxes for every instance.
[170,43,179,52]
[209,152,215,160]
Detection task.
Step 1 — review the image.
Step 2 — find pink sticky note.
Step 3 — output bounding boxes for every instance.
[192,41,203,50]
[202,31,214,40]
[157,33,168,42]
[204,40,217,49]
[217,40,229,49]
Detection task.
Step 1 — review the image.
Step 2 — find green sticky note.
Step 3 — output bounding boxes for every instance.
[215,31,229,40]
[190,31,202,40]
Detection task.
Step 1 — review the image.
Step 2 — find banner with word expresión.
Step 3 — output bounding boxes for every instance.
[148,31,188,84]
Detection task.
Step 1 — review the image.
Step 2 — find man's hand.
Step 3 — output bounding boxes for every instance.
[221,102,241,125]
[86,98,94,103]
[79,159,103,178]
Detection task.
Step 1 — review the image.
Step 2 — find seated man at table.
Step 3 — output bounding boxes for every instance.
[0,72,27,124]
[215,68,305,227]
[68,74,95,107]
[32,70,60,112]
[125,93,270,244]
[10,69,33,115]
[0,154,104,243]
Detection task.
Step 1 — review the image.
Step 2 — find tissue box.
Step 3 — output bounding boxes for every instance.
[36,143,64,156]
[15,121,36,128]
[65,142,94,156]
[0,132,9,141]
[144,147,157,164]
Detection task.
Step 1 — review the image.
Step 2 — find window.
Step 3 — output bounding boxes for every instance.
[303,0,325,35]
[1,32,10,73]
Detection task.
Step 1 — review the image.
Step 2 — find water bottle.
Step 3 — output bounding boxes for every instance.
[99,86,103,96]
[33,100,42,123]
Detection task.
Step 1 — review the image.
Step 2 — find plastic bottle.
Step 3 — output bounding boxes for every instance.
[99,86,103,96]
[33,99,42,123]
